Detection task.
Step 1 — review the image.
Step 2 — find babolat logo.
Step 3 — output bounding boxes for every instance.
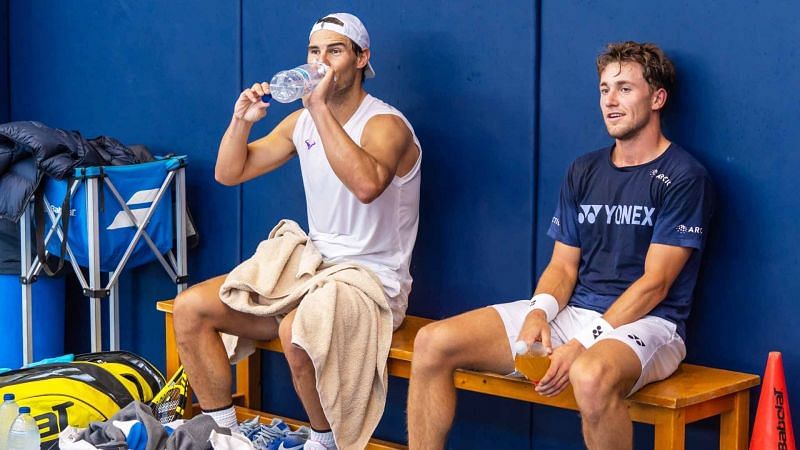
[774,388,788,449]
[578,204,655,226]
[35,401,74,439]
[107,188,160,230]
[48,204,76,217]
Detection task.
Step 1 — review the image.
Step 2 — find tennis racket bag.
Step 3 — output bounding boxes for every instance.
[0,351,165,447]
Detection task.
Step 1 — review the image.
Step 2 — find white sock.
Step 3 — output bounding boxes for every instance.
[307,429,336,449]
[202,405,239,433]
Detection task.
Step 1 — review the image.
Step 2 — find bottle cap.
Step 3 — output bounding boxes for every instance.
[18,406,30,414]
[3,393,14,401]
[512,341,529,355]
[528,341,547,356]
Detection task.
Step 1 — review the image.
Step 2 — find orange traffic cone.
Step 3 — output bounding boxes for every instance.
[750,352,795,450]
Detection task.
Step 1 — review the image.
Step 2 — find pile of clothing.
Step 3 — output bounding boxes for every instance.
[0,121,155,275]
[0,121,153,222]
[57,402,311,450]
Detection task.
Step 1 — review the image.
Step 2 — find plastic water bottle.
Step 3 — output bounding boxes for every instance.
[513,341,550,383]
[268,63,329,103]
[7,407,39,450]
[0,393,20,450]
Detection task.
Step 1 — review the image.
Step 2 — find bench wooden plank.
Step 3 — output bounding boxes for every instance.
[158,300,759,450]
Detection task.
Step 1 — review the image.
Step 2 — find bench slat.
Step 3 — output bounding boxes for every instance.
[159,300,759,450]
[157,300,759,409]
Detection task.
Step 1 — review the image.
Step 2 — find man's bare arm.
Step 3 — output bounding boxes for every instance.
[517,241,581,349]
[215,82,302,186]
[602,243,692,327]
[309,106,414,203]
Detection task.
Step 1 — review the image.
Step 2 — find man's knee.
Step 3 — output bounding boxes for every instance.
[278,313,294,346]
[569,355,628,420]
[412,322,464,372]
[173,285,220,338]
[278,314,314,373]
[173,288,202,329]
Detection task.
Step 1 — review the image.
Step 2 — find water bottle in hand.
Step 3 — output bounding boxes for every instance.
[7,407,39,450]
[513,341,550,383]
[269,62,329,103]
[0,393,20,450]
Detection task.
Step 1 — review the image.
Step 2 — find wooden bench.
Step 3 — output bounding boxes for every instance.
[158,300,759,450]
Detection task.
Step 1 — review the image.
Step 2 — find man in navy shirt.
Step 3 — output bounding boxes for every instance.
[407,42,713,450]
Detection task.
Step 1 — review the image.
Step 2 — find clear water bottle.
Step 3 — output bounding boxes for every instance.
[269,62,329,103]
[7,407,39,450]
[0,393,20,450]
[513,341,550,383]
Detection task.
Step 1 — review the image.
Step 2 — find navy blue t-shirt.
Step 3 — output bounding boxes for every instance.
[547,143,714,340]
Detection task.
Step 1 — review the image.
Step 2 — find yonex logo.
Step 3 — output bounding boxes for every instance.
[578,205,602,224]
[577,204,655,226]
[592,326,603,339]
[627,334,646,347]
[107,188,160,230]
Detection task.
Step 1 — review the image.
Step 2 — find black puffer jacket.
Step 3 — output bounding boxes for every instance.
[0,121,149,221]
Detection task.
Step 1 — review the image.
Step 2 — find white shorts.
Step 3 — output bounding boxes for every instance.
[490,300,686,394]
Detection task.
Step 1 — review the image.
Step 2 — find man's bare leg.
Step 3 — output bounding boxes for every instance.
[277,309,331,430]
[173,275,280,409]
[569,339,641,450]
[407,307,515,450]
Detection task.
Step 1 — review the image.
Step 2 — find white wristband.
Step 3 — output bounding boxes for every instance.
[527,293,559,323]
[574,317,614,349]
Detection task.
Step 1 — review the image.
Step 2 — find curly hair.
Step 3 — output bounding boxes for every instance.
[596,42,676,95]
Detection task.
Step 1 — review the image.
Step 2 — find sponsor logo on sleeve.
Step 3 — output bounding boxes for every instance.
[675,224,703,235]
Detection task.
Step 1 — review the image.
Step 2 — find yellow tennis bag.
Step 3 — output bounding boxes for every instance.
[0,351,165,448]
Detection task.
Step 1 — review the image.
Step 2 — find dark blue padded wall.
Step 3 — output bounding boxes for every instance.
[7,0,800,448]
[0,0,8,123]
[240,1,536,447]
[8,0,242,368]
[536,2,800,447]
[240,0,536,314]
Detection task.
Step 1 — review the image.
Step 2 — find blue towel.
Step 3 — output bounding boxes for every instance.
[25,353,75,368]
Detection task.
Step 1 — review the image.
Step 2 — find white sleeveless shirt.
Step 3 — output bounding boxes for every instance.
[292,94,421,327]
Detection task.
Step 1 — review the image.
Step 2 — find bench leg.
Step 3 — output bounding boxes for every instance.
[654,409,686,450]
[720,391,749,450]
[164,311,194,418]
[235,352,262,411]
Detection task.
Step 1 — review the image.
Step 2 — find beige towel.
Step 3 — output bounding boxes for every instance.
[219,220,394,450]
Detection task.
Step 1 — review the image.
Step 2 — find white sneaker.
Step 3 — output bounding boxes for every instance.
[302,440,336,450]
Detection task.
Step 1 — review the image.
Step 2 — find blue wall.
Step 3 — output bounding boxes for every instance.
[0,0,8,123]
[6,1,799,448]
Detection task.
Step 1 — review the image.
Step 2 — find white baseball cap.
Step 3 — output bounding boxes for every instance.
[309,13,375,79]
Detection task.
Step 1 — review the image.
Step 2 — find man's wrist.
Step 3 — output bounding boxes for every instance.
[528,293,559,323]
[573,317,614,349]
[306,101,330,117]
[231,114,255,128]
